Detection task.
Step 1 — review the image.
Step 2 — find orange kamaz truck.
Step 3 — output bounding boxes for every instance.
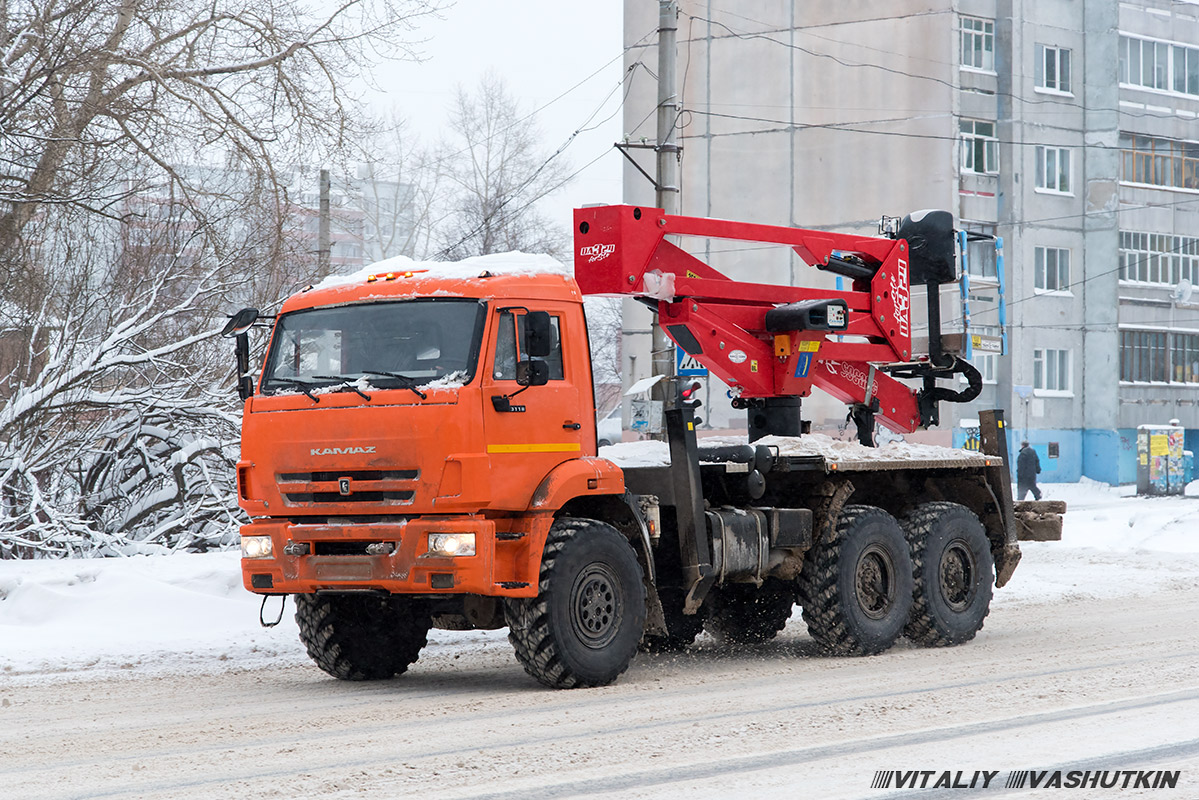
[227,206,1062,689]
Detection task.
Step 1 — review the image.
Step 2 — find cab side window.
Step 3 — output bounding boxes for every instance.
[492,310,564,381]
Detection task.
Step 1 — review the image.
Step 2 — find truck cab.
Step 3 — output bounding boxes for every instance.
[236,261,627,602]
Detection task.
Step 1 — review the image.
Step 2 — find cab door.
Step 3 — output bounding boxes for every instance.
[482,304,587,510]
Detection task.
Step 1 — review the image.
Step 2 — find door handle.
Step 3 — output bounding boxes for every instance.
[563,422,581,430]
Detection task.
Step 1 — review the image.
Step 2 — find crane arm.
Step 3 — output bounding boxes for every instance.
[573,205,965,434]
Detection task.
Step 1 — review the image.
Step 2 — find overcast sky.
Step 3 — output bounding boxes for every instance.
[362,0,626,221]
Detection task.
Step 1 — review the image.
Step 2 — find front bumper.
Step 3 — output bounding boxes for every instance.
[239,516,537,598]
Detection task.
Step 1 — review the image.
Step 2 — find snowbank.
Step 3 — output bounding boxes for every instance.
[1,481,1197,681]
[315,251,570,291]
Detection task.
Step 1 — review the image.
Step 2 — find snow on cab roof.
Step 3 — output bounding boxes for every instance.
[314,251,570,291]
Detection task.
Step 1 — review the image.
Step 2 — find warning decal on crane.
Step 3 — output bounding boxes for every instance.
[794,340,821,378]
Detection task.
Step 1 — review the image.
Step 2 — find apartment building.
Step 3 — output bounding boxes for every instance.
[621,0,1199,482]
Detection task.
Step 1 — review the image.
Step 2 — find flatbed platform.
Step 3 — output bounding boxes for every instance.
[600,434,1001,475]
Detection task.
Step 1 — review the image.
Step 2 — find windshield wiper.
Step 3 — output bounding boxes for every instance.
[269,377,321,403]
[361,371,428,400]
[312,375,372,401]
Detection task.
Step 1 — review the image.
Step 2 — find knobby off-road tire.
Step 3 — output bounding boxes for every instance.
[640,586,706,653]
[294,593,431,681]
[704,578,796,645]
[902,501,994,647]
[504,518,647,688]
[798,505,914,656]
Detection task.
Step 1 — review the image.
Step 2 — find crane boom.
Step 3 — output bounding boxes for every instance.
[573,204,979,436]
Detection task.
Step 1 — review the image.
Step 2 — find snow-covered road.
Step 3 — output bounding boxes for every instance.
[1,482,1198,799]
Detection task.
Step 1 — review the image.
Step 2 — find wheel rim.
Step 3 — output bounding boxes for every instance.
[939,538,978,612]
[570,562,622,649]
[854,543,898,620]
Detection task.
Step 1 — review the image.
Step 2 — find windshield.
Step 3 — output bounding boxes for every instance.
[260,299,486,394]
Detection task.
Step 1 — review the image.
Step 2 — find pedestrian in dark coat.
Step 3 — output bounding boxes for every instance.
[1017,440,1042,500]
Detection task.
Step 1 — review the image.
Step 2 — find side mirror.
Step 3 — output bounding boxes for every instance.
[516,359,550,387]
[221,308,259,338]
[524,311,553,358]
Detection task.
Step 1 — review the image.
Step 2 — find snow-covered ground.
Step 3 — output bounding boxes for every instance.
[1,480,1197,681]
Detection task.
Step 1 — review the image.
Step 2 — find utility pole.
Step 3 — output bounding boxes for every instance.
[649,0,680,437]
[318,168,331,274]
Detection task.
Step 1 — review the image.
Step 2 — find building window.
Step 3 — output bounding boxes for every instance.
[971,352,998,383]
[1120,35,1199,96]
[1119,230,1199,285]
[1174,45,1199,95]
[1173,333,1199,383]
[1120,330,1169,382]
[960,120,999,174]
[1034,146,1072,194]
[967,324,1001,384]
[1034,247,1071,292]
[1035,44,1072,93]
[963,223,998,279]
[1120,133,1199,190]
[1033,348,1071,392]
[961,17,995,71]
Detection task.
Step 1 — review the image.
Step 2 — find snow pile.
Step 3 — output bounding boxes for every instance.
[600,433,990,468]
[0,552,306,678]
[315,251,570,291]
[599,439,670,467]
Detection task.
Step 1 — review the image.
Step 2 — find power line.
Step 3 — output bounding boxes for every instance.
[431,67,641,261]
[416,26,657,174]
[683,13,1097,113]
[680,108,1174,155]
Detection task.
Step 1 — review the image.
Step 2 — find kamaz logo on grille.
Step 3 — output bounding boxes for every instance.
[579,243,616,263]
[309,446,376,456]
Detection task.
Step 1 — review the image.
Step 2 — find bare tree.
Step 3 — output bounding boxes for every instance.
[435,73,572,261]
[0,0,438,258]
[0,0,440,557]
[585,297,622,415]
[343,111,446,261]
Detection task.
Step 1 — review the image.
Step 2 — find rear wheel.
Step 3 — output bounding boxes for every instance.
[798,505,913,655]
[705,578,796,645]
[505,518,647,688]
[294,593,431,681]
[902,502,994,647]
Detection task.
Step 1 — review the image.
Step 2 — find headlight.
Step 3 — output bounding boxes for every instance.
[426,532,476,557]
[241,535,274,559]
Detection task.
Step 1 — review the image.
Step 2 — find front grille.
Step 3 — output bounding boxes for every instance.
[279,469,418,482]
[313,541,390,556]
[277,468,419,507]
[284,490,415,504]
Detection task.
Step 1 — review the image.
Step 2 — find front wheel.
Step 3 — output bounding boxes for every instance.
[903,502,994,647]
[505,518,647,688]
[294,593,431,681]
[798,505,913,656]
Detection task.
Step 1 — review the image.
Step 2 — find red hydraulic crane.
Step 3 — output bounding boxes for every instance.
[573,204,980,442]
